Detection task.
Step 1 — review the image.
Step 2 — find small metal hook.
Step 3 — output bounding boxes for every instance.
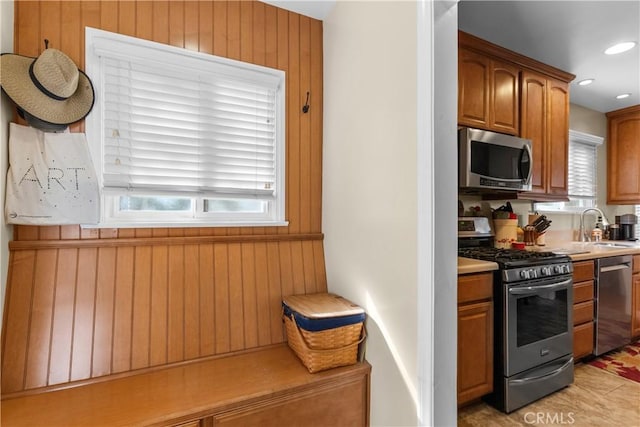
[302,91,310,113]
[44,39,49,49]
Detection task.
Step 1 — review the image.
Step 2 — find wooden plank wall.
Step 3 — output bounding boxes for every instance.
[2,0,325,395]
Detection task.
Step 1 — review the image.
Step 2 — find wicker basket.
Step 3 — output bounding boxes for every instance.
[283,313,365,373]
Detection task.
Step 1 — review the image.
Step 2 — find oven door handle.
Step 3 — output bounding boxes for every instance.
[509,357,574,385]
[508,278,572,295]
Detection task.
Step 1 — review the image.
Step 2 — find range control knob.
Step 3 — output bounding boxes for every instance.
[541,267,550,276]
[554,265,562,274]
[528,269,537,278]
[520,270,530,279]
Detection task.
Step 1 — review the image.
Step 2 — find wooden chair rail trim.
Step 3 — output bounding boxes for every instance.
[8,232,324,251]
[1,344,371,427]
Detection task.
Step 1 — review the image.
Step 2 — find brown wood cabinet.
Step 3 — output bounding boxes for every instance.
[458,47,519,135]
[520,71,570,199]
[632,255,640,339]
[572,260,595,360]
[458,31,574,201]
[607,105,640,204]
[457,272,493,406]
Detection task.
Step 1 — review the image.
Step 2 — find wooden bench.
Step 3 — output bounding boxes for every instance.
[1,345,371,427]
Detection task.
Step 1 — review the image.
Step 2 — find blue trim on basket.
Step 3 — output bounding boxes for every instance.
[282,302,366,332]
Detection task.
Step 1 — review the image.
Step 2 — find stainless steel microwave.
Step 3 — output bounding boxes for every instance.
[459,127,532,192]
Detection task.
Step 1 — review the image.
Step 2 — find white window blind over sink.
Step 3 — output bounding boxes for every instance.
[534,130,603,213]
[567,136,597,199]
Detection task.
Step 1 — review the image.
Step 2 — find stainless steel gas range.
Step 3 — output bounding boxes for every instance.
[458,245,575,413]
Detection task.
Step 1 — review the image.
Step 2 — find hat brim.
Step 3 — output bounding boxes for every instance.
[0,53,95,125]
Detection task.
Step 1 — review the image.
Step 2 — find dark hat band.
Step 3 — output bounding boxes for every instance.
[28,61,68,101]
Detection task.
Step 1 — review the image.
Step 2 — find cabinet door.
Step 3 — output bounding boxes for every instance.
[546,78,569,197]
[573,301,594,326]
[520,72,569,198]
[458,48,519,135]
[573,281,594,305]
[607,106,640,204]
[213,376,369,427]
[490,60,519,135]
[458,300,493,406]
[632,273,640,339]
[573,260,595,282]
[573,322,594,360]
[459,48,490,129]
[520,70,547,194]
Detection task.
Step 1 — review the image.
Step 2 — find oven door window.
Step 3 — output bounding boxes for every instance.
[516,288,568,347]
[470,141,528,180]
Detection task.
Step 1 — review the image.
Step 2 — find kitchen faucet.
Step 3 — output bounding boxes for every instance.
[578,208,610,242]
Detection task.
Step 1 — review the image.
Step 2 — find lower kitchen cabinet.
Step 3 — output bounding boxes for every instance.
[458,272,493,406]
[572,260,595,360]
[632,255,640,339]
[573,322,595,360]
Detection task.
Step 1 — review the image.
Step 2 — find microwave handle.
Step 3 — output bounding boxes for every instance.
[520,144,533,184]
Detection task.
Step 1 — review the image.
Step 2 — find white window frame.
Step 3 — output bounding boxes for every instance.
[84,27,286,228]
[534,130,604,213]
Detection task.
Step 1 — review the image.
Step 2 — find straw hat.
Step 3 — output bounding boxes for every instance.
[0,47,94,126]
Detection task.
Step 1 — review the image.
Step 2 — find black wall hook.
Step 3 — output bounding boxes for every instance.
[44,39,49,49]
[302,91,310,113]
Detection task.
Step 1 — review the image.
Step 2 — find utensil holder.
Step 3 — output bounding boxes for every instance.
[494,219,518,248]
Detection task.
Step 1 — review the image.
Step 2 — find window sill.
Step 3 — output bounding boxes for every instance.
[82,220,289,229]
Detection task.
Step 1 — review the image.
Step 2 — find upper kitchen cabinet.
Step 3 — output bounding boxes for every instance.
[607,105,640,204]
[458,47,520,135]
[520,71,570,198]
[458,31,575,201]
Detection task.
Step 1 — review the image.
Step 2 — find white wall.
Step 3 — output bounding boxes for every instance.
[323,1,458,425]
[0,0,14,328]
[431,2,459,425]
[323,2,419,425]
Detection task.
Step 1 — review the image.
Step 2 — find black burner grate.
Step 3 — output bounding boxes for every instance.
[458,247,568,267]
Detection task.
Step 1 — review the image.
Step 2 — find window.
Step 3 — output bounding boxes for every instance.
[85,28,286,227]
[534,130,603,213]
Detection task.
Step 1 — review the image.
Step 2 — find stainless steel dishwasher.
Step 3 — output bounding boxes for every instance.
[594,255,632,355]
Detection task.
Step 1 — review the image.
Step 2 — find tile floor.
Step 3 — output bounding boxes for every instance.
[458,363,640,427]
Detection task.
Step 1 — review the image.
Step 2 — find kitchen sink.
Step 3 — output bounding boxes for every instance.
[591,241,638,248]
[550,241,639,255]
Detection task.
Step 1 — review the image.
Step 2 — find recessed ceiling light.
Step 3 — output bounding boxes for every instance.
[616,93,631,99]
[605,42,636,55]
[578,79,594,86]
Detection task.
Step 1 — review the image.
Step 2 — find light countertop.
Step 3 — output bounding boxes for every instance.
[457,240,640,275]
[457,257,499,275]
[545,242,640,262]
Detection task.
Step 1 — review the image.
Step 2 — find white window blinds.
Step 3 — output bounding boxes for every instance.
[567,136,597,199]
[534,130,603,213]
[86,28,284,201]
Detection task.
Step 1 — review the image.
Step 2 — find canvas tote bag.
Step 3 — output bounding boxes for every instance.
[5,122,100,225]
